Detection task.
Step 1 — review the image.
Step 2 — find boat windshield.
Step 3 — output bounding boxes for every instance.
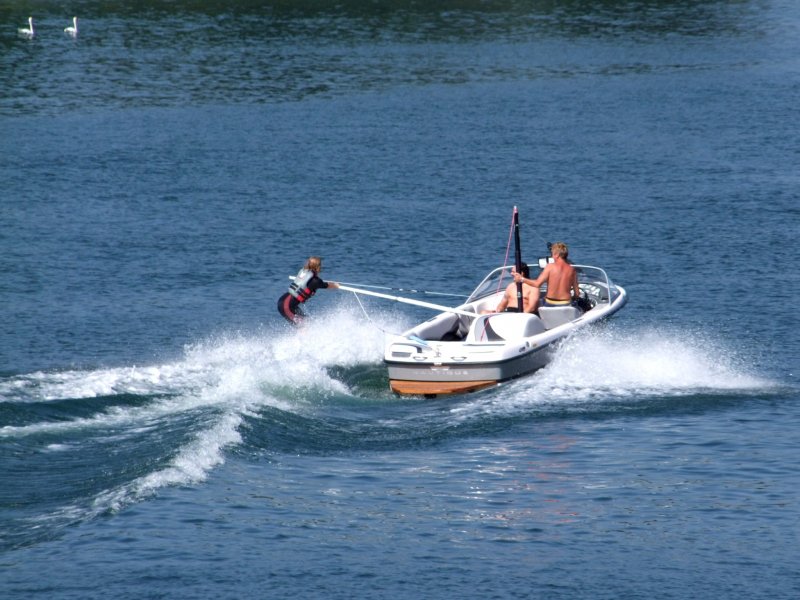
[574,265,617,304]
[466,266,516,303]
[466,264,618,305]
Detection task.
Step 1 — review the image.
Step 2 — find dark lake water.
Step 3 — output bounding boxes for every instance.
[2,1,799,598]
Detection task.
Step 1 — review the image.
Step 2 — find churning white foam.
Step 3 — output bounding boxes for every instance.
[449,324,776,419]
[7,313,775,518]
[539,326,771,396]
[4,307,397,517]
[2,306,393,406]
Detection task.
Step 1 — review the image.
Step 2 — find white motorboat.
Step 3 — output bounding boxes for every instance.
[330,208,626,397]
[324,207,628,396]
[380,261,627,396]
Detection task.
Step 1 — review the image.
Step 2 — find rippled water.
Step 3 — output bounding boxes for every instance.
[2,1,799,598]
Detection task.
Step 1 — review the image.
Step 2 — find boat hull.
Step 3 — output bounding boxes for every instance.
[386,343,553,395]
[389,379,497,396]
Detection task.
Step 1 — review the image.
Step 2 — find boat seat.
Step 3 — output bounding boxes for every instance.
[440,314,471,341]
[538,306,582,329]
[467,313,546,342]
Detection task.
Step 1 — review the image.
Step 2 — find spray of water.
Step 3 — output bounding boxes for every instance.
[2,306,401,525]
[2,311,778,524]
[449,324,776,422]
[541,325,770,396]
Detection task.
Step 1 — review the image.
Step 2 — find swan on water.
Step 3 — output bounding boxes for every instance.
[64,16,78,37]
[18,16,34,38]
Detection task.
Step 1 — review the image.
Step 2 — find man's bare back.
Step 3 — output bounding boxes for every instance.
[539,260,577,301]
[498,282,539,313]
[481,263,541,314]
[514,242,580,303]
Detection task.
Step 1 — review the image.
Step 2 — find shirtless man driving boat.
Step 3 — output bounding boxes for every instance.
[514,242,581,307]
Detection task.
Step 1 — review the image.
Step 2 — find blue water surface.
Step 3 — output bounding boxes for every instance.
[1,1,799,598]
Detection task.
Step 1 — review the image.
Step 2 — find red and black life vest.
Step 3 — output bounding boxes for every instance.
[288,268,315,302]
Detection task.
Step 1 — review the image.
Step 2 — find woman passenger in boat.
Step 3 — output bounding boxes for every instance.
[277,256,339,324]
[514,242,581,307]
[481,262,541,314]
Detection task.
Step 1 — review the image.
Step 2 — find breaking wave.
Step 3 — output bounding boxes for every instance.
[0,310,781,549]
[448,324,778,422]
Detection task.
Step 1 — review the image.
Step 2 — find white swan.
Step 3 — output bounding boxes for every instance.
[18,16,34,38]
[64,16,78,37]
